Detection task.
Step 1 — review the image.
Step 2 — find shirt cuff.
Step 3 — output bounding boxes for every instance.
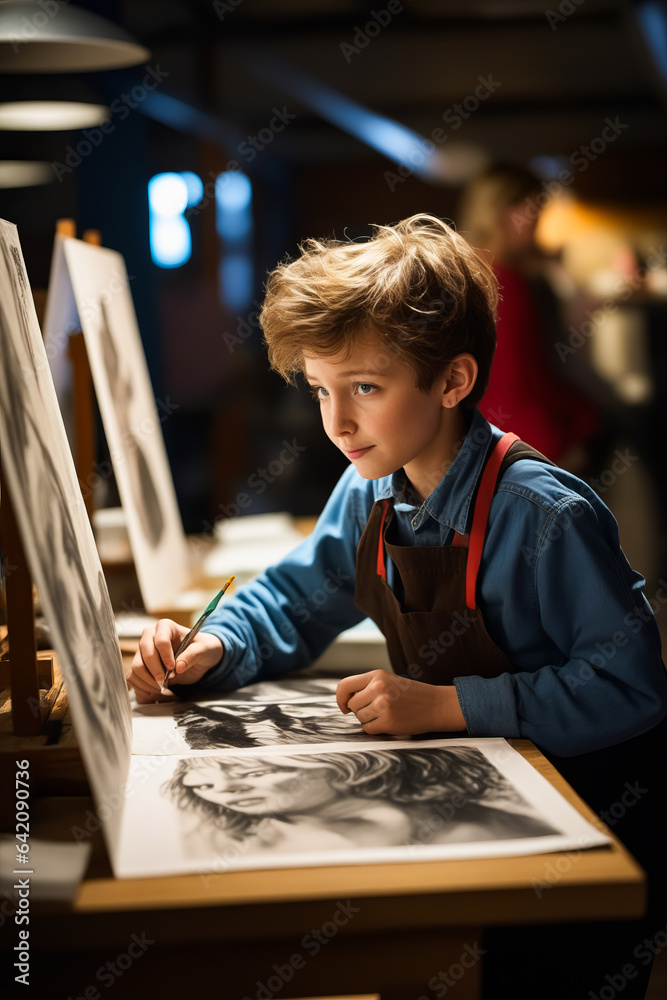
[453,672,521,739]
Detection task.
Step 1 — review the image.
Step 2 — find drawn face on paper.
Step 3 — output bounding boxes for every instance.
[181,761,335,814]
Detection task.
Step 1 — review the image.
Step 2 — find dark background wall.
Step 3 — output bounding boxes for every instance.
[1,0,665,534]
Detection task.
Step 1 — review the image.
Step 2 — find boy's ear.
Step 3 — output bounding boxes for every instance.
[442,353,478,407]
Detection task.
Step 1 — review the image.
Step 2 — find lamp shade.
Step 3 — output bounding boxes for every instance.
[0,160,53,186]
[0,100,110,128]
[0,1,150,72]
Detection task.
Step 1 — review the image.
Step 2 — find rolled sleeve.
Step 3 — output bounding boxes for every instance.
[454,672,520,739]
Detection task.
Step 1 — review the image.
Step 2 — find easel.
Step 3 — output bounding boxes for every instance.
[62,219,101,521]
[0,468,54,735]
[0,220,100,737]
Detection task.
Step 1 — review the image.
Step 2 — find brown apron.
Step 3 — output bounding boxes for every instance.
[355,431,537,684]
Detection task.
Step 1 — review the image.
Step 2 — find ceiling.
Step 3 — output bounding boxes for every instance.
[1,0,660,187]
[106,0,665,175]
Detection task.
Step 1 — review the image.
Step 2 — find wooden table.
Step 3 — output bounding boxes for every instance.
[10,741,645,1000]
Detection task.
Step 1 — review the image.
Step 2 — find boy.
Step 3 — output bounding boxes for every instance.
[128,214,667,998]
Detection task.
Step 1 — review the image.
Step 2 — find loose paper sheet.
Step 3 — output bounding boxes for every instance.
[117,737,609,879]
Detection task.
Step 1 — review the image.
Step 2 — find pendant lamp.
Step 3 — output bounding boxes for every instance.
[0,0,150,72]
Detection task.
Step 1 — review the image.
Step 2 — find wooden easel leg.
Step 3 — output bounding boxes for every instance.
[0,468,42,735]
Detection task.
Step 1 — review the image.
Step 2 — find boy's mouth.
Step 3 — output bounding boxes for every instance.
[346,446,374,459]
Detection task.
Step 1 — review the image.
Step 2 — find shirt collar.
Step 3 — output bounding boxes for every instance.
[379,409,504,534]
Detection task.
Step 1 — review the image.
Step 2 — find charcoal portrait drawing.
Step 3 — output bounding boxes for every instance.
[171,697,392,749]
[163,746,560,859]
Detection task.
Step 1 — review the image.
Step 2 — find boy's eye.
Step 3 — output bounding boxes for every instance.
[355,383,376,396]
[309,386,328,400]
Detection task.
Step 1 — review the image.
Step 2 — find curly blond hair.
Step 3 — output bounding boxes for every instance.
[260,213,499,408]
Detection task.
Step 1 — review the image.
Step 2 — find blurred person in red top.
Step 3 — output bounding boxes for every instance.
[458,164,599,469]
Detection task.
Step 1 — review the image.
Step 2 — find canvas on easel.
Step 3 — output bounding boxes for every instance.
[44,235,192,613]
[0,218,132,855]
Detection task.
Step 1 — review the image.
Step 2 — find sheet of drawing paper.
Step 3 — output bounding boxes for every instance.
[129,676,397,755]
[132,695,397,755]
[0,220,132,859]
[116,739,609,877]
[60,237,191,611]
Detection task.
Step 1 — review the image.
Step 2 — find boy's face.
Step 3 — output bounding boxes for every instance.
[304,331,460,496]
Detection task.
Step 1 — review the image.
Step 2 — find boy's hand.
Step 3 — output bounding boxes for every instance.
[126,619,224,703]
[336,670,466,736]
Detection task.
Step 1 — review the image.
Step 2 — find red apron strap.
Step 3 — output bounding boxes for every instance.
[466,432,520,610]
[376,498,391,582]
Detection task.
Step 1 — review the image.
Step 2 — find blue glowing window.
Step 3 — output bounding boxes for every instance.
[215,171,253,311]
[148,171,203,269]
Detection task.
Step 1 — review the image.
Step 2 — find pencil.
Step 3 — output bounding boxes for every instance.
[160,575,235,693]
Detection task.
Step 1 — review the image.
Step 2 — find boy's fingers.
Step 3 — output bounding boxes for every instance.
[127,659,164,696]
[153,620,185,673]
[336,671,375,713]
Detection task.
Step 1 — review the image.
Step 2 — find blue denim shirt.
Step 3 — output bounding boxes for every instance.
[191,409,667,757]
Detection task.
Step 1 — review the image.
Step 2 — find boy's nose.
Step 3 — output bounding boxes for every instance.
[329,401,355,436]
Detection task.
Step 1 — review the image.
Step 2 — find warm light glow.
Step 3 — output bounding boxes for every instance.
[0,101,110,131]
[0,160,53,187]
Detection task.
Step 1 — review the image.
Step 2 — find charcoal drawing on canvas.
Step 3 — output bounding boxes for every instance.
[0,221,131,815]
